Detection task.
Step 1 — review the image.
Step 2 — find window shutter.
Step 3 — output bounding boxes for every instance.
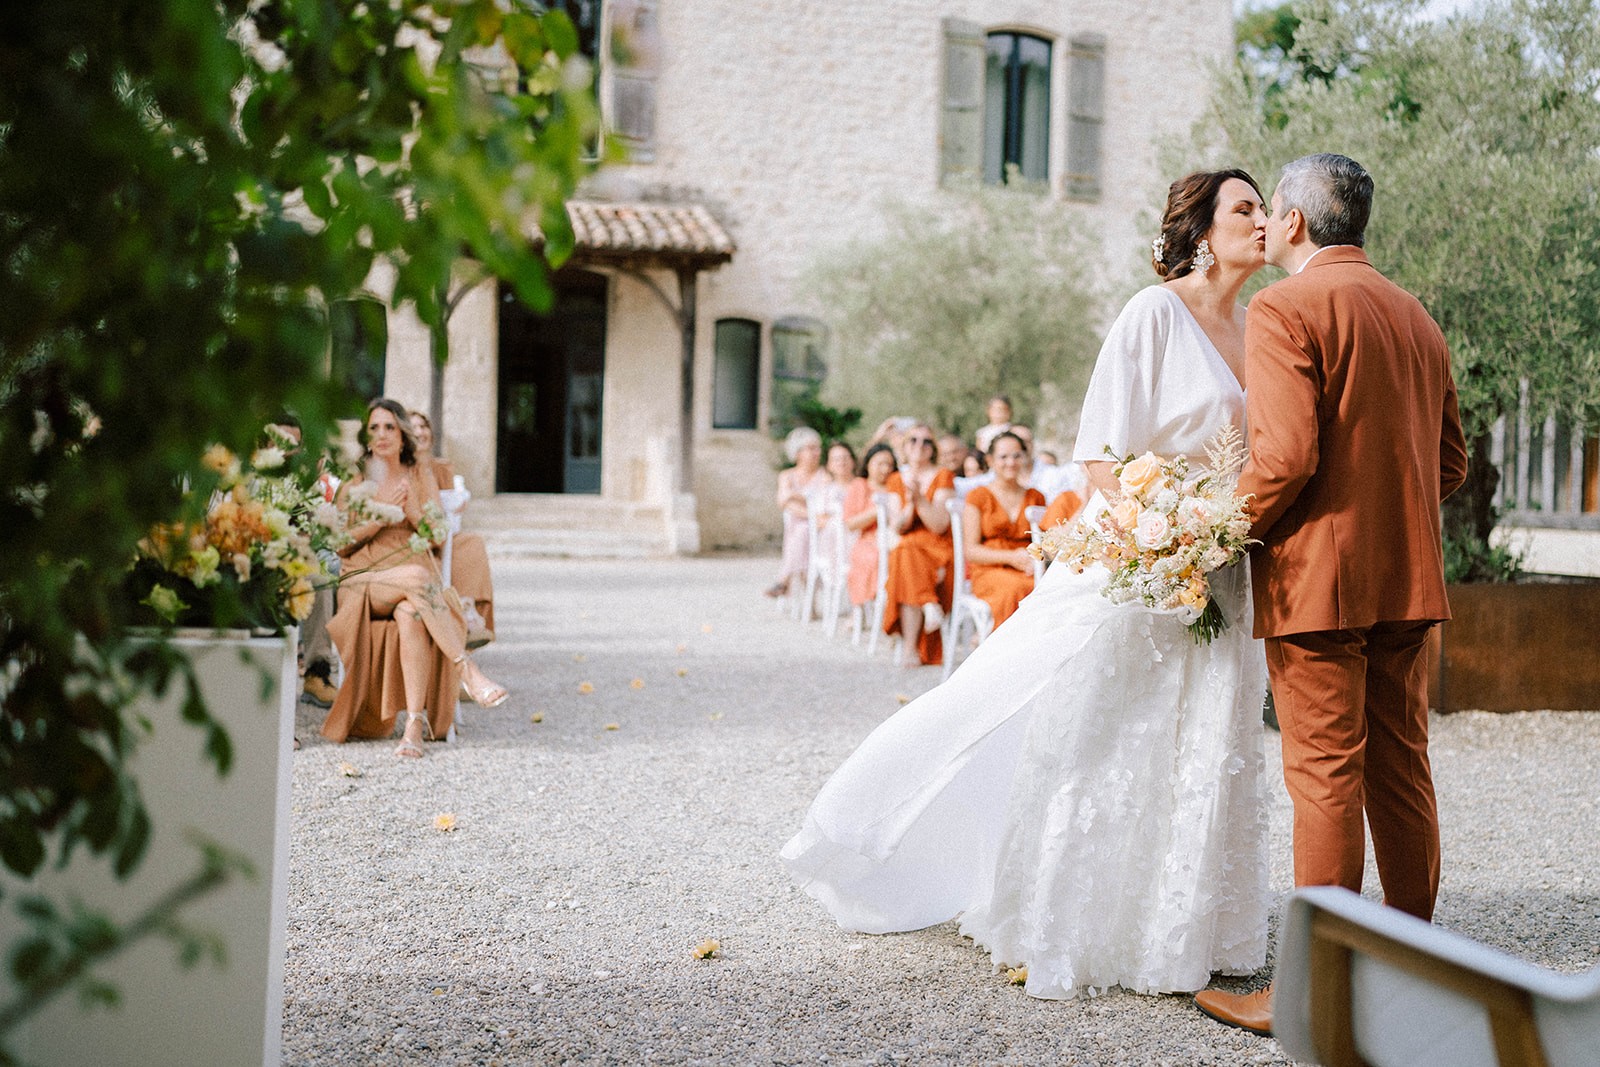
[1065,34,1106,201]
[940,18,985,184]
[609,0,659,161]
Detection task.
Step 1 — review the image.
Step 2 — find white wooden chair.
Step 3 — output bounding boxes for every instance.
[436,478,470,739]
[817,500,851,637]
[1024,503,1047,581]
[796,490,826,623]
[941,497,993,680]
[856,493,896,654]
[1276,886,1600,1067]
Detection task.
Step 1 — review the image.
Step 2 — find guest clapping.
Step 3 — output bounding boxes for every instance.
[883,423,956,666]
[962,432,1046,628]
[767,426,828,599]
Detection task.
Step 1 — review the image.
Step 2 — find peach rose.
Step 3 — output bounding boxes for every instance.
[1110,497,1140,532]
[1118,452,1164,497]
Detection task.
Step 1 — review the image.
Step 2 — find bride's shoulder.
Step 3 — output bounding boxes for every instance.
[1115,284,1180,322]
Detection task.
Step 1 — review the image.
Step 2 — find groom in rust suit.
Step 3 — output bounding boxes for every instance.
[1195,153,1469,1036]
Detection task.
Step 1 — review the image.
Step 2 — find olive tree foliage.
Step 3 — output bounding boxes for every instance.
[0,0,595,1033]
[805,183,1102,442]
[1213,0,1600,578]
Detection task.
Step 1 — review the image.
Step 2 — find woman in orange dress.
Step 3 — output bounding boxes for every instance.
[882,424,956,665]
[411,411,494,647]
[963,431,1047,629]
[323,399,508,759]
[843,443,898,609]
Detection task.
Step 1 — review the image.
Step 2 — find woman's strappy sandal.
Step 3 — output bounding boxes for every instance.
[454,656,509,709]
[395,710,429,758]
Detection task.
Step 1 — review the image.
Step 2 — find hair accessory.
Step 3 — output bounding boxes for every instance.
[1151,234,1166,264]
[1193,238,1215,276]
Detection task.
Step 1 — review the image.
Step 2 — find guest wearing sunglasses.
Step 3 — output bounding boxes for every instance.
[882,422,955,665]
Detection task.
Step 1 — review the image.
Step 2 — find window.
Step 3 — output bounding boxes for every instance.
[770,318,827,437]
[712,318,760,430]
[1065,35,1106,201]
[984,33,1051,186]
[328,298,387,414]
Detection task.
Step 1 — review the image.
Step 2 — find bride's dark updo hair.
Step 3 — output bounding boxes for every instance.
[1152,168,1261,278]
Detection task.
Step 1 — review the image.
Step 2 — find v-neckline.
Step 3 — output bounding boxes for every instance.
[1158,286,1246,393]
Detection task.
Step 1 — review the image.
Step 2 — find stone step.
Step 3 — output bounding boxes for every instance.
[463,494,672,558]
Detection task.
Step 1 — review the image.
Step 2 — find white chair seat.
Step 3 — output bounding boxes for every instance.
[942,497,993,680]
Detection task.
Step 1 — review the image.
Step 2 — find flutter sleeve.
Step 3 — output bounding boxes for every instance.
[1073,286,1170,463]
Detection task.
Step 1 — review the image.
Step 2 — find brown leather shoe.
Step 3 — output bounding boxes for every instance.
[1194,985,1273,1036]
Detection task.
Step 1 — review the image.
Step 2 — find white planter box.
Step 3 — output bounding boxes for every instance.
[4,633,296,1067]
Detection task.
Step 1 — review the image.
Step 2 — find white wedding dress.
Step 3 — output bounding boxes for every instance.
[781,286,1272,999]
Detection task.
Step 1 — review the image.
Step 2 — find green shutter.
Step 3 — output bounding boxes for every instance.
[1066,34,1106,201]
[941,18,985,184]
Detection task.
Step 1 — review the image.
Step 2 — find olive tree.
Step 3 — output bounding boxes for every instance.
[1212,0,1600,578]
[0,0,596,1037]
[805,183,1104,443]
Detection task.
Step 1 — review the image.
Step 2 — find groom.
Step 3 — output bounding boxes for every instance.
[1194,153,1469,1035]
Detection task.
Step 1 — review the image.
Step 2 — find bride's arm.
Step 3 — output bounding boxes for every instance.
[1084,460,1120,501]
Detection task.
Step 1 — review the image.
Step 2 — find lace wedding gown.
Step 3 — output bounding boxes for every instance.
[781,287,1272,999]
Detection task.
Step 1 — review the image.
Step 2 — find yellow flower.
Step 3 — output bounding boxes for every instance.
[434,813,457,831]
[1005,966,1028,985]
[287,577,316,621]
[691,939,721,960]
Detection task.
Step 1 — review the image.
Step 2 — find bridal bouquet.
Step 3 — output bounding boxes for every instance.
[1033,425,1256,644]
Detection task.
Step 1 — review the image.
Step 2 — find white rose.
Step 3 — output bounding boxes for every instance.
[1177,496,1213,529]
[1134,509,1173,551]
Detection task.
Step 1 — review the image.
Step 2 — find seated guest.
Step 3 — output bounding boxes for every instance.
[813,441,858,573]
[844,443,897,612]
[936,432,968,474]
[323,399,507,759]
[973,395,1014,454]
[961,449,988,479]
[767,426,828,599]
[883,423,956,666]
[411,411,494,648]
[963,432,1047,629]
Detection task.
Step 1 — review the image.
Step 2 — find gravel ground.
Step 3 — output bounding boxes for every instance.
[284,555,1600,1066]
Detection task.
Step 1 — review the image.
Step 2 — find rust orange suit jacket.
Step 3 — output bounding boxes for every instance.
[1237,247,1469,639]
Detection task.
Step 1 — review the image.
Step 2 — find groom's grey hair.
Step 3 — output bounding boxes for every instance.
[1275,153,1373,248]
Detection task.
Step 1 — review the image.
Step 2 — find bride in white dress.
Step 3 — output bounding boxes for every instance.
[782,170,1273,999]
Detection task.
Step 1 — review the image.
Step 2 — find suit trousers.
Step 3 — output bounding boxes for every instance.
[1266,620,1440,921]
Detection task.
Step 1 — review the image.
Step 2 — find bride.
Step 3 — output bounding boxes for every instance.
[782,169,1272,999]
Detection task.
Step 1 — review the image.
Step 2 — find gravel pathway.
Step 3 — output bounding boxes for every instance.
[284,556,1600,1065]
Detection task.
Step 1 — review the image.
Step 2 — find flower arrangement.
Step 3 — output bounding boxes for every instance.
[127,437,345,634]
[1033,425,1256,644]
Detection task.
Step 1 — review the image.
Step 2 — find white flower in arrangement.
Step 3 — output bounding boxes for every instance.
[363,500,404,525]
[313,501,342,531]
[346,481,378,503]
[231,552,252,581]
[406,533,431,555]
[1134,509,1173,551]
[1178,496,1214,530]
[251,445,286,471]
[1152,486,1181,514]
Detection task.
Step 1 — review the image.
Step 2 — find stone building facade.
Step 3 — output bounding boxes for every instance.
[373,0,1235,554]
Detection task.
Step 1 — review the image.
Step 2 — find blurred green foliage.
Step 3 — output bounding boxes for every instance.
[1215,0,1600,580]
[0,0,597,1033]
[806,181,1101,441]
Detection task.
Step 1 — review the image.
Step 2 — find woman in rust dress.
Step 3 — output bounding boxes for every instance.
[411,411,494,647]
[962,432,1046,629]
[322,399,508,758]
[882,424,955,665]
